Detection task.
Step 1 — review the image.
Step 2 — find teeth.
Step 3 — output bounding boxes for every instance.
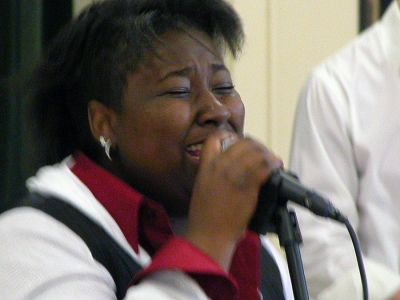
[187,143,203,151]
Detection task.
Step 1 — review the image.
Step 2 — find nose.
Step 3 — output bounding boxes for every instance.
[195,90,231,127]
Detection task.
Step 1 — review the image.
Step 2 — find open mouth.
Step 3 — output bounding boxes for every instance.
[186,143,203,160]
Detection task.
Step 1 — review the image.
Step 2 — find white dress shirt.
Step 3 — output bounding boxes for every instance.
[290,1,400,299]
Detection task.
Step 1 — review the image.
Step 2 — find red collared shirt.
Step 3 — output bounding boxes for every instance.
[71,152,261,300]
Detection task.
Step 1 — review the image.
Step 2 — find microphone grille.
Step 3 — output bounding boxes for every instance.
[220,137,236,152]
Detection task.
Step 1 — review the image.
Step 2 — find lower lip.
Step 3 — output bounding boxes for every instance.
[186,150,202,162]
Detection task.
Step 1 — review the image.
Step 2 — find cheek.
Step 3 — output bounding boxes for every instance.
[151,103,192,144]
[119,103,192,160]
[227,95,245,132]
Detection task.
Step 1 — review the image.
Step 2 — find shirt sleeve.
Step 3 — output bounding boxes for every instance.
[131,237,237,300]
[289,65,400,299]
[126,270,210,300]
[318,259,400,300]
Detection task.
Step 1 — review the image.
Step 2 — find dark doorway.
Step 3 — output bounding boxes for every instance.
[360,0,394,31]
[0,0,72,212]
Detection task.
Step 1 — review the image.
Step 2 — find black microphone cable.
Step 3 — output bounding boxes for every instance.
[341,216,369,300]
[269,170,369,300]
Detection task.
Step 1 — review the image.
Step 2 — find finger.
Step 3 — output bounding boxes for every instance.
[200,131,237,167]
[220,138,284,187]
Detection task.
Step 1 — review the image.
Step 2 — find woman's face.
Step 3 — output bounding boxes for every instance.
[115,28,245,216]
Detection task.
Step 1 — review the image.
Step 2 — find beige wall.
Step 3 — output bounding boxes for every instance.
[74,0,359,164]
[230,0,359,164]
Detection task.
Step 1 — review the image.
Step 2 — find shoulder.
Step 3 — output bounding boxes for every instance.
[0,206,94,252]
[0,207,115,299]
[309,23,384,93]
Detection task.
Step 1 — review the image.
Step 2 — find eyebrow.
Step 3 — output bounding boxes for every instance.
[158,63,229,82]
[159,67,193,82]
[211,63,229,73]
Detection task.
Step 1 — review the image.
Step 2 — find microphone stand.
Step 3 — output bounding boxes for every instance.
[249,170,367,299]
[249,184,309,299]
[275,198,309,300]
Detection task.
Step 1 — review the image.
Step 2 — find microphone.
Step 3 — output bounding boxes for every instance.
[220,137,346,225]
[267,169,345,223]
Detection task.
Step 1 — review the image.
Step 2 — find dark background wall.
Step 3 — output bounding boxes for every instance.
[0,0,72,212]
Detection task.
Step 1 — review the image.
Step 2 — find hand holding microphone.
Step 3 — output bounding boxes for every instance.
[220,136,346,235]
[186,132,282,270]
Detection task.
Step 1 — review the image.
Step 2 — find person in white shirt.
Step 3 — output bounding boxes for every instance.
[289,1,400,299]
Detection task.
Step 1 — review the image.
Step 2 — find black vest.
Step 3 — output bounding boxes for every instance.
[22,193,285,300]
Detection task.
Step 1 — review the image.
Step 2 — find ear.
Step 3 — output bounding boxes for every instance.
[88,100,118,145]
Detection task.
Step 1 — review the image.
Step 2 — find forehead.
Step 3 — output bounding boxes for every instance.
[137,28,225,77]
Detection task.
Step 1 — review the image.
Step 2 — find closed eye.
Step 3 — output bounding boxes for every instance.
[213,85,235,95]
[162,88,191,98]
